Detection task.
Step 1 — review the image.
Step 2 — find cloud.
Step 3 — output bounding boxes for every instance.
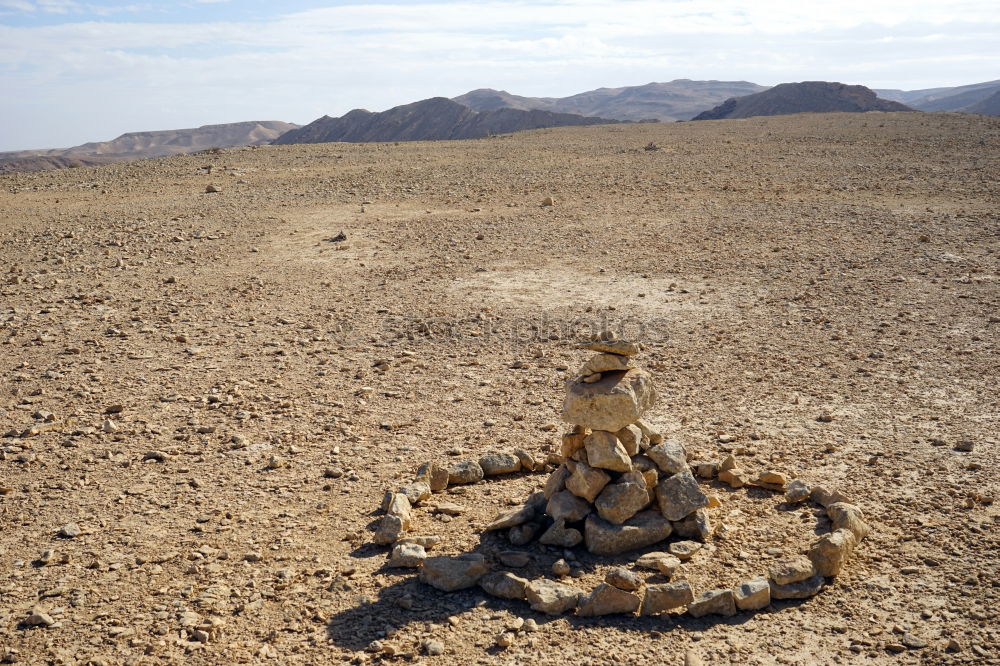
[1,0,998,149]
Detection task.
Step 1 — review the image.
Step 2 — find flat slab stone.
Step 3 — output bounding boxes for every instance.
[585,510,673,556]
[770,573,825,600]
[733,577,770,610]
[656,471,709,522]
[525,579,583,615]
[419,554,489,592]
[577,583,641,617]
[641,581,694,615]
[579,340,641,356]
[562,368,657,432]
[687,589,736,617]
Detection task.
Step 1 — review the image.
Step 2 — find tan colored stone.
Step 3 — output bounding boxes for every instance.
[808,528,857,577]
[616,424,643,456]
[579,340,641,356]
[656,471,709,521]
[733,577,770,610]
[544,464,569,499]
[577,583,641,616]
[641,581,693,615]
[479,452,521,476]
[525,579,583,615]
[687,589,736,617]
[635,552,680,576]
[419,554,489,592]
[768,556,816,585]
[827,502,870,542]
[718,468,748,489]
[560,432,586,457]
[646,439,688,475]
[770,574,824,600]
[584,430,632,472]
[562,368,657,432]
[415,461,449,492]
[447,460,484,485]
[479,572,528,600]
[584,510,673,556]
[594,478,651,525]
[580,352,635,375]
[565,460,610,502]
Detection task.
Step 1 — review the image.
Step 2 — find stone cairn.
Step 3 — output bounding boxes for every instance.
[370,339,871,630]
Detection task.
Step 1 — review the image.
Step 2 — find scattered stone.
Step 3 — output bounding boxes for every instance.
[24,611,56,627]
[646,440,688,475]
[584,430,633,472]
[485,493,544,531]
[641,581,694,615]
[479,572,528,600]
[205,184,221,193]
[525,579,583,615]
[718,468,748,489]
[733,577,770,610]
[419,554,489,592]
[399,481,431,505]
[388,543,426,568]
[585,510,673,556]
[374,515,407,545]
[901,633,927,649]
[687,589,737,617]
[669,540,702,561]
[954,441,974,452]
[656,470,709,521]
[431,501,466,516]
[447,460,484,485]
[422,639,444,656]
[673,508,712,541]
[538,519,583,548]
[769,556,816,585]
[827,502,870,542]
[396,535,441,550]
[770,573,825,599]
[694,461,718,479]
[719,455,737,472]
[58,523,81,538]
[785,479,811,503]
[635,552,681,576]
[755,471,788,491]
[509,522,542,546]
[605,567,642,591]
[562,368,657,432]
[479,452,522,476]
[415,461,450,492]
[808,529,857,577]
[577,583,641,616]
[551,559,571,576]
[565,460,610,502]
[498,551,532,568]
[810,485,849,507]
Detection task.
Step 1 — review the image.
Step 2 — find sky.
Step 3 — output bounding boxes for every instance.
[1,0,998,151]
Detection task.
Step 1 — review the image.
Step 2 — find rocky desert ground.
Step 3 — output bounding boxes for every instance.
[0,111,997,665]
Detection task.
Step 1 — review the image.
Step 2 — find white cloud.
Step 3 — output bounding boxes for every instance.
[1,0,999,149]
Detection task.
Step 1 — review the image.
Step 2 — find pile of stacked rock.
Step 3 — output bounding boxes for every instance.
[486,339,714,556]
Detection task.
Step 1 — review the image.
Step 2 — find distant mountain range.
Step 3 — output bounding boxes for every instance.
[691,82,912,121]
[875,80,1000,112]
[453,79,767,122]
[0,120,298,173]
[271,97,618,145]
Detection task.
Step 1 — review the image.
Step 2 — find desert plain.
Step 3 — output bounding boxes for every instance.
[0,111,998,665]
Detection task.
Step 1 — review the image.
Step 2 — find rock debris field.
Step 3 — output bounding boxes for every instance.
[0,111,998,665]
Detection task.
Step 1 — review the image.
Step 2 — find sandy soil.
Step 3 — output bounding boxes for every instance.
[0,111,998,665]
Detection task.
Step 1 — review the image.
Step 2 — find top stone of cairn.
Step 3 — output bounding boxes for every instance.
[578,340,642,357]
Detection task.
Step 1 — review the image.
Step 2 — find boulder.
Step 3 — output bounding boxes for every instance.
[562,368,657,432]
[656,471,709,522]
[419,554,489,592]
[585,510,673,556]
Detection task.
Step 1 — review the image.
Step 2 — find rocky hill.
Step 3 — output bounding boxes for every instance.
[271,97,618,144]
[454,80,767,121]
[692,82,912,120]
[963,89,1000,115]
[877,80,1000,111]
[0,120,299,173]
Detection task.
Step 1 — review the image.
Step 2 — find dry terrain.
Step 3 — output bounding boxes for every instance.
[0,111,998,665]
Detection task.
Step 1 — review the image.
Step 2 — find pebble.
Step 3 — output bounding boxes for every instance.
[421,639,444,656]
[551,559,571,576]
[669,540,702,561]
[58,523,81,538]
[605,567,642,591]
